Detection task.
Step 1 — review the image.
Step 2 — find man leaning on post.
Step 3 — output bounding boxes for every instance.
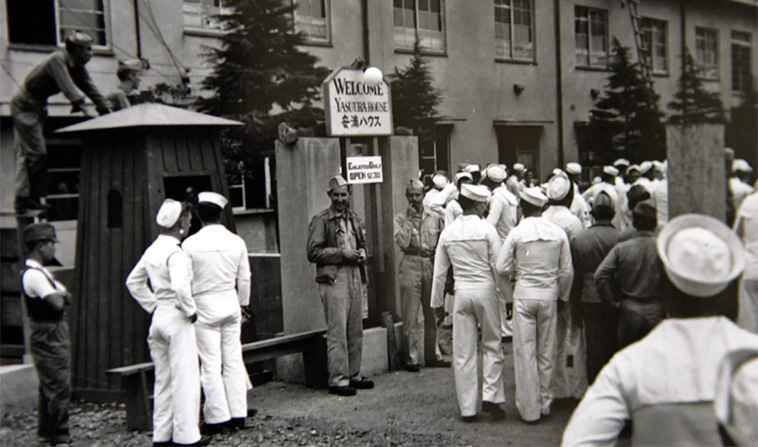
[21,223,73,446]
[306,175,374,396]
[11,30,111,214]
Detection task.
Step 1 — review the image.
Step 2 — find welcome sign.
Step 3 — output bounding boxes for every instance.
[323,68,393,137]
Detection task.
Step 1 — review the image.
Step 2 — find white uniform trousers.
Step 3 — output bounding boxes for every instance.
[452,287,505,417]
[738,277,758,333]
[195,291,248,424]
[497,275,514,338]
[512,298,557,422]
[148,305,201,445]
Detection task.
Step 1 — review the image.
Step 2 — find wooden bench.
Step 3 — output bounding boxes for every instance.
[106,329,328,431]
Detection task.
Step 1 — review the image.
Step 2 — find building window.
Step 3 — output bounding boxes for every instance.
[183,0,231,31]
[6,0,109,48]
[226,158,274,211]
[732,31,753,93]
[494,0,534,61]
[419,124,452,177]
[575,5,608,69]
[695,27,719,80]
[293,0,330,43]
[46,141,82,222]
[640,18,668,75]
[393,0,445,53]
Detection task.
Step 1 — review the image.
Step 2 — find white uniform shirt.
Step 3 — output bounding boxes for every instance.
[570,184,591,230]
[562,317,758,447]
[735,192,758,280]
[496,217,573,301]
[730,177,755,208]
[654,179,669,226]
[486,185,519,241]
[444,199,463,227]
[126,234,196,317]
[23,259,67,298]
[543,205,584,240]
[430,215,502,308]
[182,224,251,306]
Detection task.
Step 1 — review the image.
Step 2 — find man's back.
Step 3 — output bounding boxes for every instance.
[544,205,584,240]
[486,186,518,240]
[571,224,619,303]
[563,317,758,446]
[596,232,663,301]
[437,215,500,289]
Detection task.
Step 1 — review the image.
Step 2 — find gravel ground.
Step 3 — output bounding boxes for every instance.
[1,342,577,447]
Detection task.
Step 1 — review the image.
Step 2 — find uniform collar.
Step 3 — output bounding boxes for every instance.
[25,259,44,269]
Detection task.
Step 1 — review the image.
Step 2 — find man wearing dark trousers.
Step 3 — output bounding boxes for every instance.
[21,223,72,445]
[11,31,111,214]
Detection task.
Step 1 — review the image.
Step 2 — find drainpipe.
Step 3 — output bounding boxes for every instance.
[554,0,565,168]
[361,0,370,65]
[134,0,142,59]
[680,0,686,75]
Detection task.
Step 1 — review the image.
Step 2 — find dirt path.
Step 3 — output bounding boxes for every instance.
[1,345,577,446]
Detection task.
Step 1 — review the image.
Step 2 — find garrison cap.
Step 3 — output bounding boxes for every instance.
[24,223,59,244]
[65,31,94,47]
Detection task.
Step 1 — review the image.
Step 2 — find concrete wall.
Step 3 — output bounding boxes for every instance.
[0,364,38,415]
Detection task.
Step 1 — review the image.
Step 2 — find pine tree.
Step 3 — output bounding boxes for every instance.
[196,0,330,206]
[668,50,727,125]
[590,38,665,162]
[389,40,442,136]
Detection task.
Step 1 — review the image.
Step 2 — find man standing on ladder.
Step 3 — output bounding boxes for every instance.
[10,31,111,215]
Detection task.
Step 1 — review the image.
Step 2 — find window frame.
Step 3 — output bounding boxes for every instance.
[56,0,110,49]
[182,0,233,35]
[292,0,331,45]
[393,0,447,55]
[574,5,609,70]
[640,17,669,76]
[695,26,720,81]
[494,0,536,63]
[731,30,753,93]
[7,0,111,50]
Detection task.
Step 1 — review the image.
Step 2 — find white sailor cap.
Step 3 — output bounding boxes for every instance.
[715,353,758,447]
[566,162,582,175]
[657,214,746,298]
[462,164,480,173]
[546,172,571,201]
[156,199,182,228]
[432,173,449,189]
[603,166,619,176]
[513,163,525,172]
[639,161,653,174]
[460,184,491,202]
[454,172,474,185]
[627,164,641,174]
[520,186,548,207]
[613,158,630,167]
[733,159,753,173]
[198,191,228,209]
[485,165,507,183]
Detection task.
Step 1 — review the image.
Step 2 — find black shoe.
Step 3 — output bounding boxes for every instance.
[224,417,247,431]
[247,408,258,418]
[200,422,226,435]
[404,364,421,372]
[153,442,172,447]
[461,415,478,423]
[427,359,451,368]
[521,417,540,425]
[329,386,357,396]
[178,437,211,446]
[501,336,513,343]
[482,401,506,420]
[349,378,374,389]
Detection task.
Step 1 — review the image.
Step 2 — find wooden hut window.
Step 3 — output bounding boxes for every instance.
[107,190,123,229]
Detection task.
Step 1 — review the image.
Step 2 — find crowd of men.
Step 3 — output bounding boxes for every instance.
[369,154,757,444]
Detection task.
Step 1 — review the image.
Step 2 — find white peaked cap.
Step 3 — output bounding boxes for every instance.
[460,184,491,202]
[546,172,571,201]
[454,172,473,184]
[156,198,182,228]
[432,174,449,189]
[198,191,228,209]
[657,214,745,298]
[733,159,753,173]
[603,166,619,176]
[566,162,582,175]
[486,165,507,183]
[613,158,630,167]
[520,186,548,207]
[639,161,653,174]
[513,163,525,171]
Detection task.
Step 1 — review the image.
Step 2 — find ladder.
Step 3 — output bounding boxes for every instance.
[625,0,655,95]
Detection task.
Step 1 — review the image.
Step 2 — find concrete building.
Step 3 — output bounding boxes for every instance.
[0,0,756,358]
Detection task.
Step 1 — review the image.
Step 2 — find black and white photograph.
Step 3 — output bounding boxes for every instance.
[0,1,756,446]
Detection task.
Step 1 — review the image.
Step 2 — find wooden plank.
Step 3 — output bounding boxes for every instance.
[107,135,124,390]
[174,129,191,173]
[106,361,154,376]
[122,136,137,368]
[0,229,18,259]
[84,137,103,389]
[159,131,177,173]
[72,141,91,391]
[187,129,202,171]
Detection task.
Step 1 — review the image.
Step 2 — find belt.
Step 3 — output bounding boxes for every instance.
[403,247,434,258]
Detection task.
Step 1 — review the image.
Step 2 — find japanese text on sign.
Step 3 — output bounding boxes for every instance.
[346,156,383,184]
[323,68,393,137]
